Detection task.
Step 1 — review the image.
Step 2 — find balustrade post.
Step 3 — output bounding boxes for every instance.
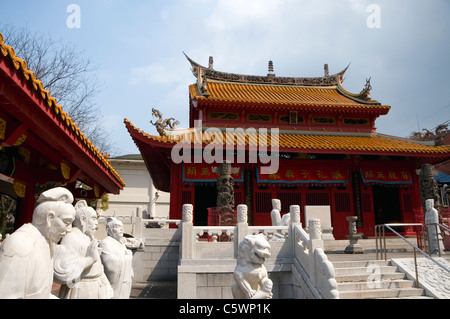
[235,204,249,258]
[289,205,301,253]
[181,204,195,259]
[308,218,324,286]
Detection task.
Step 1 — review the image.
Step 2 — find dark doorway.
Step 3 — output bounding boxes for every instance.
[194,184,217,226]
[372,185,402,225]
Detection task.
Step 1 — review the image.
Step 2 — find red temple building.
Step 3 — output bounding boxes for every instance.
[0,33,125,229]
[125,55,450,239]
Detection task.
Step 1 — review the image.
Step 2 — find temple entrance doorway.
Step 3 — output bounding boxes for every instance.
[194,184,217,226]
[372,185,402,226]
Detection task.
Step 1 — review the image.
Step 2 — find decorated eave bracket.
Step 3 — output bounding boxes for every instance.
[0,122,28,147]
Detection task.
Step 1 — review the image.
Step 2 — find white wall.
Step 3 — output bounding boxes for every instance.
[104,155,170,219]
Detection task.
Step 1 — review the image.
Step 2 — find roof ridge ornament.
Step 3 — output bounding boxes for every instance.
[324,64,329,77]
[268,60,275,76]
[209,56,214,70]
[183,52,349,87]
[359,77,372,101]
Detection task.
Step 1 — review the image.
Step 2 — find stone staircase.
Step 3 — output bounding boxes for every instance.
[325,237,438,298]
[333,258,433,299]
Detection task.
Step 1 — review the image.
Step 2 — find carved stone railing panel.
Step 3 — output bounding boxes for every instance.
[194,227,235,242]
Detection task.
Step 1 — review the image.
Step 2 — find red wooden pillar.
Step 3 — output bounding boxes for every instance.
[169,163,182,220]
[15,181,36,229]
[408,169,424,236]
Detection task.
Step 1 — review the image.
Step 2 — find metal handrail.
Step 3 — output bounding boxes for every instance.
[375,223,450,288]
[375,223,425,260]
[436,222,450,233]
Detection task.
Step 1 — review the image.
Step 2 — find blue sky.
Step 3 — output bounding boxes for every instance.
[1,0,449,155]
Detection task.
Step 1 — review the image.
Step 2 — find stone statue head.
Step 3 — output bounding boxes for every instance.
[105,217,124,242]
[425,198,435,211]
[32,187,76,244]
[74,200,98,238]
[237,234,271,266]
[271,199,281,211]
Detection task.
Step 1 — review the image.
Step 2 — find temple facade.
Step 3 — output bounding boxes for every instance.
[126,55,450,239]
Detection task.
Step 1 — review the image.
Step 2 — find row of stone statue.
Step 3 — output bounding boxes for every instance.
[0,187,140,299]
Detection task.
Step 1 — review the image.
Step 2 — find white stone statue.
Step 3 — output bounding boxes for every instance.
[53,200,113,299]
[270,199,282,226]
[99,217,135,299]
[232,234,273,299]
[0,187,76,298]
[425,198,444,254]
[270,199,290,227]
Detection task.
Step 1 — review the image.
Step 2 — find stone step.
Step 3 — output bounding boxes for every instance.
[130,281,177,299]
[337,279,415,291]
[334,265,398,276]
[335,272,406,283]
[330,255,435,299]
[331,259,390,268]
[339,287,426,299]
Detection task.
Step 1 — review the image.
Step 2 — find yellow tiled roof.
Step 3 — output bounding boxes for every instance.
[0,32,125,187]
[189,81,391,113]
[125,119,450,157]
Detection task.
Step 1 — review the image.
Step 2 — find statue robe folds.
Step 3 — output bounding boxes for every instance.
[99,236,134,299]
[0,224,54,299]
[53,228,113,299]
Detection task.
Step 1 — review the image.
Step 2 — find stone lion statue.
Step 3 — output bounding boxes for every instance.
[232,234,273,299]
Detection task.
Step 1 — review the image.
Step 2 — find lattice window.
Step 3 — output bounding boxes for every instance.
[255,192,272,213]
[277,192,302,213]
[335,193,351,213]
[305,193,330,205]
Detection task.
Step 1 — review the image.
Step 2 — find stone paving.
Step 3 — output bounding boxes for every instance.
[130,281,177,299]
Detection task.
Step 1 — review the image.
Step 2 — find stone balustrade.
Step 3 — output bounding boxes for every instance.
[291,217,339,298]
[178,203,339,299]
[123,202,339,298]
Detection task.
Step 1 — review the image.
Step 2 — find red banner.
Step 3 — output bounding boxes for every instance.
[256,166,348,184]
[360,168,412,184]
[182,164,243,182]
